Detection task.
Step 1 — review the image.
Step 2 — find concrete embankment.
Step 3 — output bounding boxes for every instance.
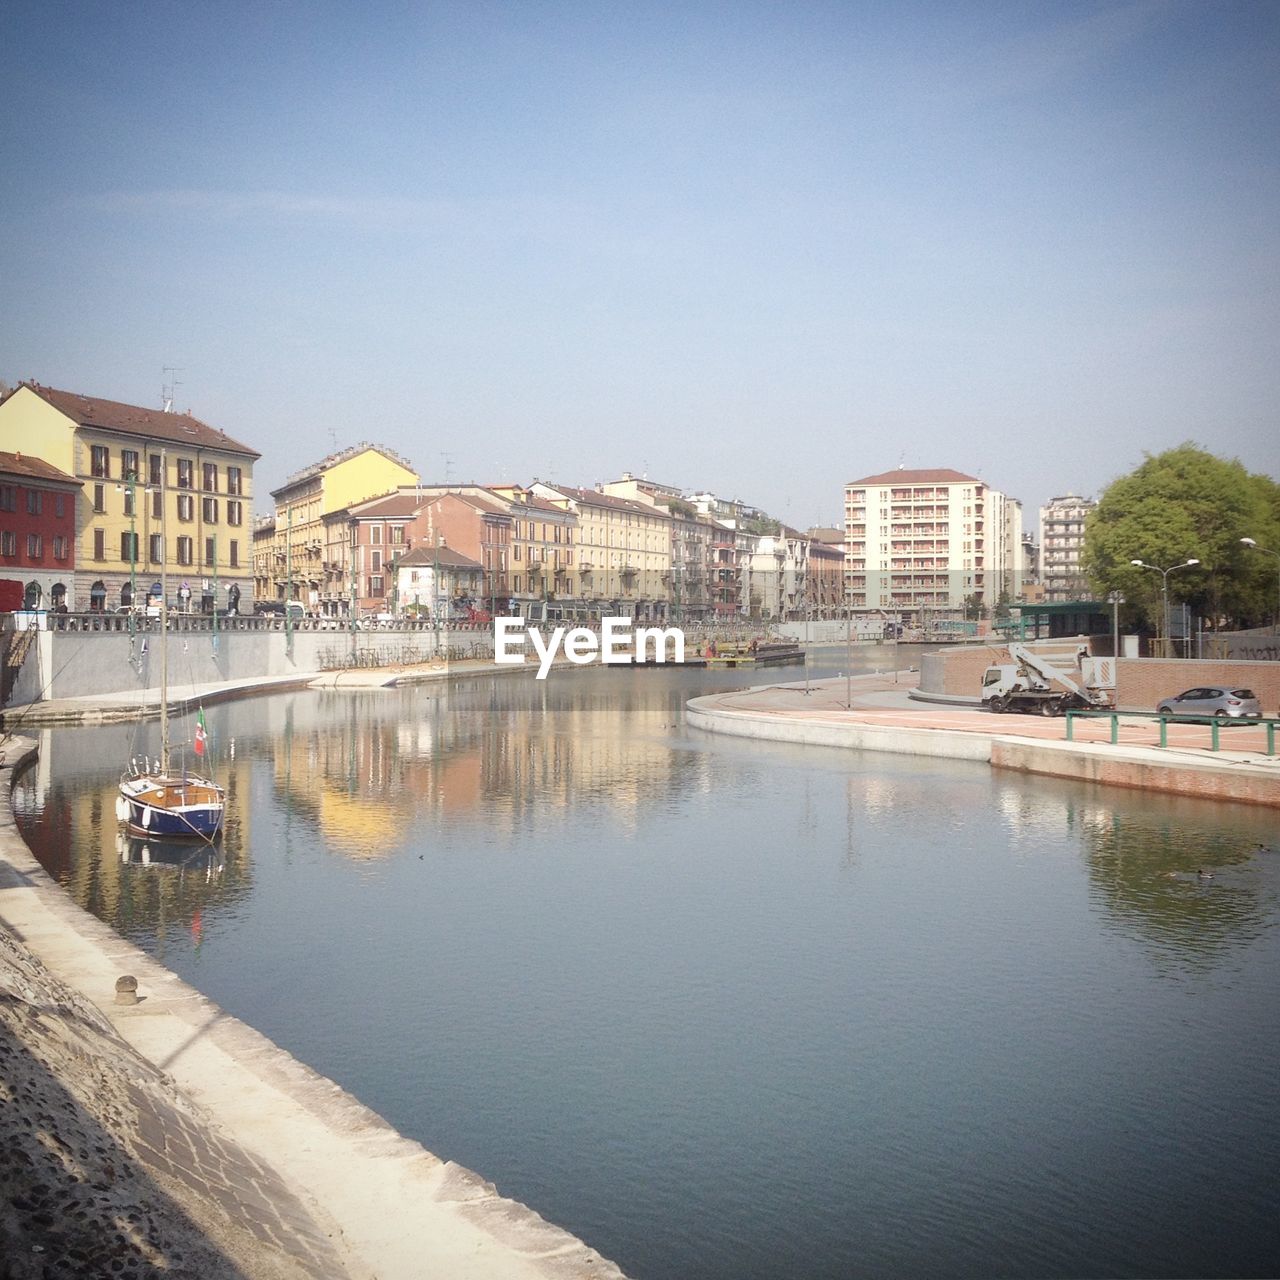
[687,676,1280,809]
[0,733,626,1279]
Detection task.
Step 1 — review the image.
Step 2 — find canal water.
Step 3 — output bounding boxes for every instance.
[12,648,1280,1279]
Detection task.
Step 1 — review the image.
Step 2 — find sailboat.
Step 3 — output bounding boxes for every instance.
[116,448,226,839]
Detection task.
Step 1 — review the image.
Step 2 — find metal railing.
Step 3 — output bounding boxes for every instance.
[1064,708,1278,756]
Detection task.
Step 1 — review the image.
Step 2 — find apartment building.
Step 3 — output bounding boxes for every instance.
[534,483,672,621]
[601,475,710,621]
[414,491,512,618]
[844,468,1023,616]
[268,444,418,613]
[0,382,259,612]
[345,492,420,615]
[0,451,81,609]
[1039,494,1095,602]
[486,486,577,621]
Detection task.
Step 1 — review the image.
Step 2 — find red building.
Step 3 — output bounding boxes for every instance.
[0,451,82,609]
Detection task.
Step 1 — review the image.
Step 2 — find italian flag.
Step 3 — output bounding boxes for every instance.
[194,709,208,757]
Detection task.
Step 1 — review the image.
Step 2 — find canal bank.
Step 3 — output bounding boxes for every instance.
[0,726,625,1278]
[686,674,1280,809]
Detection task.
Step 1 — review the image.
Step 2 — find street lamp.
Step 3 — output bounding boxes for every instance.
[1240,537,1280,631]
[1130,558,1200,656]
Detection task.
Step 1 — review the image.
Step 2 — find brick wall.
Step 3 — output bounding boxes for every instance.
[1116,659,1280,715]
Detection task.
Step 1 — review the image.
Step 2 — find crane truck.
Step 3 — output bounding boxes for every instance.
[980,643,1111,716]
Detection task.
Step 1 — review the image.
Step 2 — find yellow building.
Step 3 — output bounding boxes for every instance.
[268,444,418,613]
[532,483,672,621]
[0,382,259,611]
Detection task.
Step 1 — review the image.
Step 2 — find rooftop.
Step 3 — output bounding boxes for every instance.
[848,468,980,487]
[0,450,81,487]
[11,383,260,458]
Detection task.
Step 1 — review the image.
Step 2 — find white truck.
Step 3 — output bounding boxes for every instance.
[980,643,1112,716]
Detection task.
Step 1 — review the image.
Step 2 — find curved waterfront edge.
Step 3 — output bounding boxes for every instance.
[0,735,627,1280]
[686,676,1280,810]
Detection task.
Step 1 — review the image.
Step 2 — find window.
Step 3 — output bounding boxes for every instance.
[391,525,404,545]
[94,529,105,560]
[0,531,15,555]
[0,485,14,511]
[26,489,42,515]
[229,540,240,568]
[513,544,521,561]
[53,535,68,560]
[149,454,162,486]
[91,445,109,478]
[149,534,163,563]
[371,526,382,544]
[123,486,136,518]
[177,494,194,522]
[227,500,242,527]
[514,575,522,593]
[54,493,65,519]
[202,462,218,492]
[176,459,193,489]
[93,484,105,513]
[177,536,193,566]
[371,551,382,572]
[227,466,242,496]
[151,490,162,521]
[369,575,383,594]
[120,531,139,562]
[121,449,139,480]
[204,537,216,567]
[202,497,219,524]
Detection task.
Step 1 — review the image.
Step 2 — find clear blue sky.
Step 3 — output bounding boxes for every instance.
[3,0,1277,530]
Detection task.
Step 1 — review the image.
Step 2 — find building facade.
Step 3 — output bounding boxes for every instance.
[1038,494,1095,602]
[844,468,1023,617]
[413,491,512,618]
[268,444,418,614]
[395,545,484,619]
[0,451,82,609]
[533,483,671,621]
[0,383,259,613]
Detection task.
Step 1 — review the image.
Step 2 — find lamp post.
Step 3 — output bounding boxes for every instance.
[1130,558,1199,656]
[116,471,141,637]
[1240,538,1280,632]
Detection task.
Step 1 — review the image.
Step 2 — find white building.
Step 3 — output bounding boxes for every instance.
[844,468,1023,616]
[1038,494,1095,602]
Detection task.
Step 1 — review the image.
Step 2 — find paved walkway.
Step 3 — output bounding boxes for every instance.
[688,674,1280,807]
[704,671,1280,757]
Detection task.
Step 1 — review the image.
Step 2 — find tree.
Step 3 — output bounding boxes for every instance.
[1084,444,1280,632]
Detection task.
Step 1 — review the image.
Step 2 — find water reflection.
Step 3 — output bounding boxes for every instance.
[1076,802,1277,969]
[13,729,251,947]
[251,678,720,856]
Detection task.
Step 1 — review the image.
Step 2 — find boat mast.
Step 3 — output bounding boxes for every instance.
[159,448,169,774]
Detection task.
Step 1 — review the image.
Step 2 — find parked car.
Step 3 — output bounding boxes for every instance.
[1155,687,1262,719]
[253,601,285,616]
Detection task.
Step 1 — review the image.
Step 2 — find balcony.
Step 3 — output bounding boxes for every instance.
[620,564,638,578]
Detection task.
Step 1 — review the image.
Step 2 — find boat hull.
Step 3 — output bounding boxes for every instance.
[117,775,225,839]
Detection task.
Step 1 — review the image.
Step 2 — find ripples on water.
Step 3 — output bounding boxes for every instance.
[12,654,1280,1279]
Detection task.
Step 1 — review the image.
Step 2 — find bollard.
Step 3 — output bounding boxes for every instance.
[115,975,139,1005]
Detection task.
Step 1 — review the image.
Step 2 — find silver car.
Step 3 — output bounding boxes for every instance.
[1156,687,1262,719]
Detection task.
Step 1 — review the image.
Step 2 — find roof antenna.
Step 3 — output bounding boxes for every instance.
[440,451,454,485]
[162,366,183,413]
